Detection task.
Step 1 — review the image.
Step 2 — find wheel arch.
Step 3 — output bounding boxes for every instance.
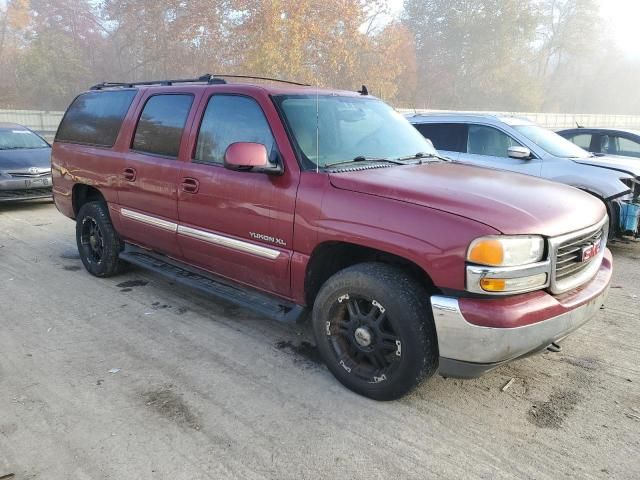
[304,240,437,307]
[72,184,106,217]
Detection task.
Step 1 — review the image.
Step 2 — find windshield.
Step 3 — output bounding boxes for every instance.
[514,124,590,158]
[0,128,49,150]
[274,95,436,169]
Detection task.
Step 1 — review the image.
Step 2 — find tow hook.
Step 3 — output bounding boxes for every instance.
[547,342,562,353]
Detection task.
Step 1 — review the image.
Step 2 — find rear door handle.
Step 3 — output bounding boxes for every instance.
[181,177,199,194]
[123,167,137,181]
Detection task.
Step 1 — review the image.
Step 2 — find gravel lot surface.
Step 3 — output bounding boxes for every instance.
[1,201,639,480]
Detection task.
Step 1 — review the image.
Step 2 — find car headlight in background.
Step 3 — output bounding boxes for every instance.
[466,235,549,295]
[467,236,545,267]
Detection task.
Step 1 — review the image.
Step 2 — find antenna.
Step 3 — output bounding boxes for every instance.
[576,121,583,128]
[316,87,320,174]
[358,85,369,96]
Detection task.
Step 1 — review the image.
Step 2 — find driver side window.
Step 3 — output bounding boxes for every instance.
[467,125,521,158]
[194,95,278,166]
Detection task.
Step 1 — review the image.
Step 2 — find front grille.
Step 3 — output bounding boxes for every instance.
[0,187,52,199]
[555,228,604,280]
[549,217,608,294]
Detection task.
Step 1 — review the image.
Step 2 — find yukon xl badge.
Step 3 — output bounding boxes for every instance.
[249,232,286,247]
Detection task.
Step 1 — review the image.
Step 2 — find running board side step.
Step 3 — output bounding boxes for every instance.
[119,245,307,323]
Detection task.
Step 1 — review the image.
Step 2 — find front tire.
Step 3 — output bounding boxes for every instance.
[312,263,438,400]
[76,201,123,277]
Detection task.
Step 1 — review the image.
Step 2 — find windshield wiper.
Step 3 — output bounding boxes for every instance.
[394,152,449,163]
[323,156,406,168]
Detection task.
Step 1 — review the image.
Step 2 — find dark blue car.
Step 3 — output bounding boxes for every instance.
[558,128,640,160]
[0,123,52,202]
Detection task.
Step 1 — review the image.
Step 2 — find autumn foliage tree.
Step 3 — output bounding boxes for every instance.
[0,0,638,114]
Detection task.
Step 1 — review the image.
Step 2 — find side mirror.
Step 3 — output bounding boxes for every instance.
[224,142,282,174]
[508,146,532,160]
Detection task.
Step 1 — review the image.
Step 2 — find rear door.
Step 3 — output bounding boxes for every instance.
[177,92,299,297]
[458,123,543,176]
[412,122,465,160]
[116,91,199,257]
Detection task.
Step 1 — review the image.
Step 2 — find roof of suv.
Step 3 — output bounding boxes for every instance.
[406,112,534,127]
[89,81,367,99]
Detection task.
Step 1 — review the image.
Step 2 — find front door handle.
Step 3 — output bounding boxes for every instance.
[123,167,137,181]
[181,177,199,194]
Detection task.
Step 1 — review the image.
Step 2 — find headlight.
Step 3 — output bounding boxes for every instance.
[466,235,549,295]
[467,236,545,267]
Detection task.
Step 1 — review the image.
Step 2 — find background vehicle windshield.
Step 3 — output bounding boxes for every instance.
[275,95,436,169]
[0,128,49,150]
[514,124,589,158]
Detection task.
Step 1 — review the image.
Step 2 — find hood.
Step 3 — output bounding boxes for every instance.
[0,147,52,172]
[573,154,640,178]
[328,162,606,237]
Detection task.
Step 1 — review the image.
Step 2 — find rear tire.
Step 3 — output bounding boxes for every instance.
[76,201,123,277]
[312,263,438,400]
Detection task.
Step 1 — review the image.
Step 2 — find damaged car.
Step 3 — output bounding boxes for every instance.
[408,114,640,238]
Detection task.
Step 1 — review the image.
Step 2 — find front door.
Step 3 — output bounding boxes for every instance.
[458,124,543,176]
[117,92,197,257]
[177,93,299,297]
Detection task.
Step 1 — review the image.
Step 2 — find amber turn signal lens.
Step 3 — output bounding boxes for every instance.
[479,278,507,292]
[480,274,547,293]
[468,239,504,266]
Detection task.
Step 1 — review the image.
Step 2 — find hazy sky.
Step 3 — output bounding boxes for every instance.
[600,0,640,58]
[389,0,640,58]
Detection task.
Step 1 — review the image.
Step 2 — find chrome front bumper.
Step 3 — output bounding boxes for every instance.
[430,284,609,378]
[0,174,53,201]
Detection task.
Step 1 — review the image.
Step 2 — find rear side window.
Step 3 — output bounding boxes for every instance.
[414,123,467,152]
[613,136,640,158]
[132,94,194,158]
[194,95,277,166]
[56,90,137,147]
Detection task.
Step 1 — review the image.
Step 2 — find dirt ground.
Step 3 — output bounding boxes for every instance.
[1,201,639,480]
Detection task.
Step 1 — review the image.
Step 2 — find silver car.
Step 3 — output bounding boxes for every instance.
[408,113,640,237]
[0,123,52,202]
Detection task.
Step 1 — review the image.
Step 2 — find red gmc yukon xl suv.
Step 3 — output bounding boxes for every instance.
[52,75,612,400]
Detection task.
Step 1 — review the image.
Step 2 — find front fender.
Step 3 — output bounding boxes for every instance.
[313,189,499,292]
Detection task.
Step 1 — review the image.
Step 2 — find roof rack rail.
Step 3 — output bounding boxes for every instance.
[210,74,310,87]
[90,74,310,90]
[90,74,224,90]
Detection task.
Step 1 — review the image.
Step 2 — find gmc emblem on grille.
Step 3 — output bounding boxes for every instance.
[580,241,601,262]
